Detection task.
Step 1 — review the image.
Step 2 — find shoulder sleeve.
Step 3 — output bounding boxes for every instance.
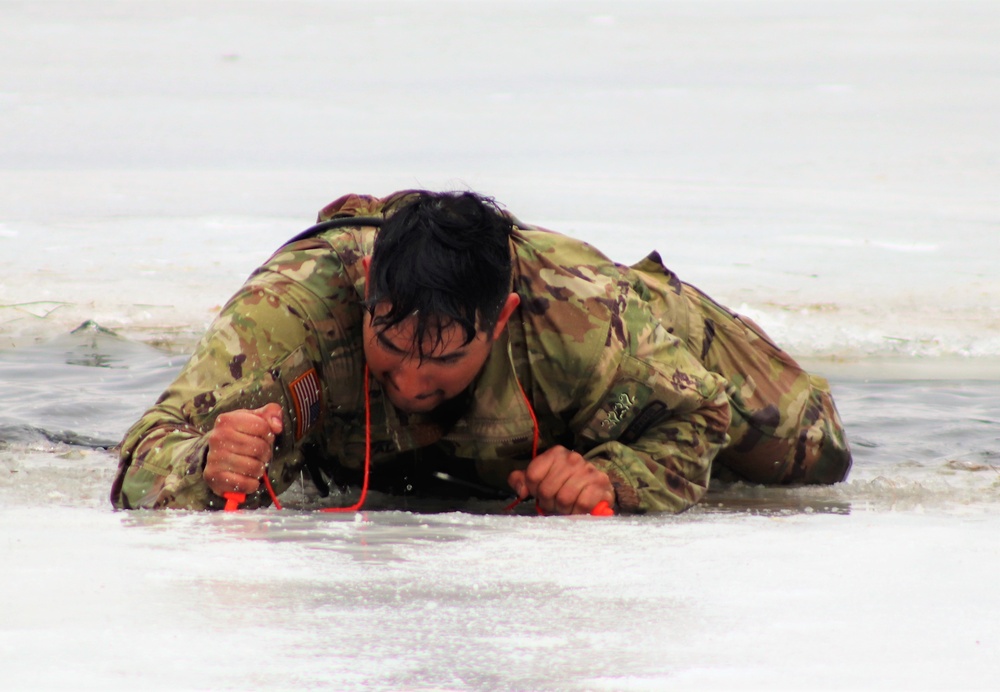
[111,247,361,510]
[567,289,731,514]
[316,190,422,222]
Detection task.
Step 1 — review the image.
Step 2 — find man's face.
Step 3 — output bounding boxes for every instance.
[362,306,497,414]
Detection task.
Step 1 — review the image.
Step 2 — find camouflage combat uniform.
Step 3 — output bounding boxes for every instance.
[111,191,851,513]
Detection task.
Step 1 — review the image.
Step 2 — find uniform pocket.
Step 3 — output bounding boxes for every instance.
[576,354,672,449]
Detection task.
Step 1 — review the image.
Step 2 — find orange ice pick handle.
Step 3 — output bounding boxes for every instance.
[590,500,614,516]
[223,492,246,512]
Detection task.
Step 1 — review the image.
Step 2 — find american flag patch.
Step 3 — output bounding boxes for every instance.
[290,368,322,439]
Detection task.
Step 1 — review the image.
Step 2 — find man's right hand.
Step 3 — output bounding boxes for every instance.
[204,403,284,497]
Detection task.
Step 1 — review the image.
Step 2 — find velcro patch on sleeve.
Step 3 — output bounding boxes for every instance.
[618,401,670,445]
[290,368,322,440]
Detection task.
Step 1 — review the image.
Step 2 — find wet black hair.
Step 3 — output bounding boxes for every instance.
[365,191,515,354]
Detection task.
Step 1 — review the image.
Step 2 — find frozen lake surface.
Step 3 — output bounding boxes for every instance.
[2,0,1000,689]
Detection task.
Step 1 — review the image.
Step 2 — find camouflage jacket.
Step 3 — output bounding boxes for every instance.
[111,191,735,513]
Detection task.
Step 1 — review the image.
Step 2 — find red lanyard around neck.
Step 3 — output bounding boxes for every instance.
[225,364,611,516]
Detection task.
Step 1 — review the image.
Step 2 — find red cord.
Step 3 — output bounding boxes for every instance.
[502,374,541,512]
[514,371,539,460]
[503,375,540,513]
[230,364,606,516]
[223,476,282,512]
[224,365,369,513]
[263,473,283,510]
[506,374,614,517]
[319,365,370,513]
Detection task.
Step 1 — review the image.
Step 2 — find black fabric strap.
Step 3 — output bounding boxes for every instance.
[284,216,384,245]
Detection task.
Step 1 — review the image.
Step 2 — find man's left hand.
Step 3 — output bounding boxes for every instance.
[507,445,615,515]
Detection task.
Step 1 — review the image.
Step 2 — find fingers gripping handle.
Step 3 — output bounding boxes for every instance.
[503,497,616,516]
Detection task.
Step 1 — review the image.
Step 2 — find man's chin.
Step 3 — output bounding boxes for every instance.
[388,393,443,414]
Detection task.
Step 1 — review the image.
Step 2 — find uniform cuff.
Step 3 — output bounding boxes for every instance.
[587,455,642,514]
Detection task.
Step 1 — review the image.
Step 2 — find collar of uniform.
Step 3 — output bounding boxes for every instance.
[442,327,536,446]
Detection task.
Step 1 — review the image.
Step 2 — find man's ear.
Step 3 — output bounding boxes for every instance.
[490,293,521,340]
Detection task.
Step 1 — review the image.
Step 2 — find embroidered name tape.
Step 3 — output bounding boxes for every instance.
[601,392,636,429]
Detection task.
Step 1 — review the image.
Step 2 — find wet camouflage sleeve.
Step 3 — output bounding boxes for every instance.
[111,251,355,510]
[568,291,732,514]
[507,226,732,514]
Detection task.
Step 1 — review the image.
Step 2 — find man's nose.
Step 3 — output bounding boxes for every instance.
[388,361,427,397]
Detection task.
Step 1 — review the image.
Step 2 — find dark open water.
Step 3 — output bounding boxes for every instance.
[2,322,998,513]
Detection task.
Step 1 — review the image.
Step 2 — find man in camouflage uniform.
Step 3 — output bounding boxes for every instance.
[111,190,851,514]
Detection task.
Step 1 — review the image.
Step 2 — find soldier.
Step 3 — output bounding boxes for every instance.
[111,190,851,514]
